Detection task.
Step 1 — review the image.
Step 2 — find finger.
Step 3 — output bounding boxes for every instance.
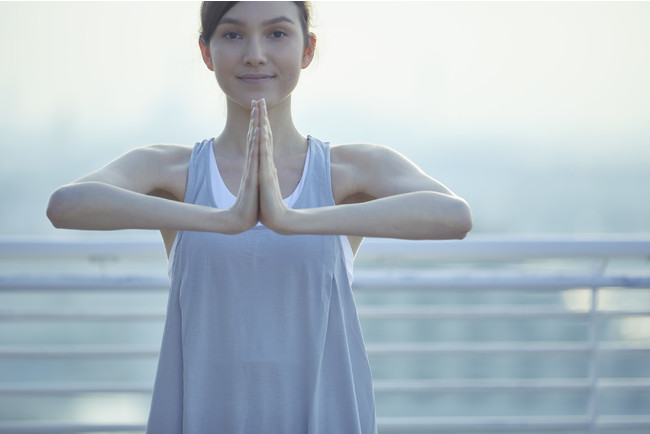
[250,129,260,191]
[259,128,273,194]
[260,99,269,129]
[247,105,257,144]
[240,127,259,217]
[241,127,259,187]
[252,126,260,170]
[258,124,269,165]
[259,99,273,155]
[258,127,275,193]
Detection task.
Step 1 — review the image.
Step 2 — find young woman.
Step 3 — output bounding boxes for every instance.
[47,2,472,433]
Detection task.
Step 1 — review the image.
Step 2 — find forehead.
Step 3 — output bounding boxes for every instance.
[221,1,301,26]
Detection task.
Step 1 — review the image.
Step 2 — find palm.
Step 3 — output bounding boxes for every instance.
[256,100,288,230]
[229,99,287,233]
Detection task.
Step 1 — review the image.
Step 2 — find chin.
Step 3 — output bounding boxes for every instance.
[226,84,296,109]
[234,93,290,111]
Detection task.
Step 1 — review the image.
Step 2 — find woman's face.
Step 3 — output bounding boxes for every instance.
[201,1,314,110]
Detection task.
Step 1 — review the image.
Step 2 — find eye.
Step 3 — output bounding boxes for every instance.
[269,30,288,39]
[224,31,242,40]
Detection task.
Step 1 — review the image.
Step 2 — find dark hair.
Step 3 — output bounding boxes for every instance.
[199,1,312,46]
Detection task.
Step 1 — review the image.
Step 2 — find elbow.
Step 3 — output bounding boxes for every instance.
[46,185,76,229]
[418,194,473,240]
[454,199,473,239]
[441,197,472,240]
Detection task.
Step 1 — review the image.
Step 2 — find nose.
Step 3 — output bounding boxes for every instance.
[243,38,266,67]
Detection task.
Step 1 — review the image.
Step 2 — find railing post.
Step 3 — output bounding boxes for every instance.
[587,284,600,434]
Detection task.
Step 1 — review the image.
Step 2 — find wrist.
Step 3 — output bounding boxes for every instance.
[265,208,300,235]
[218,208,256,235]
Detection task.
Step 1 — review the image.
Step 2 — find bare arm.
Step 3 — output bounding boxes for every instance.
[329,143,471,239]
[48,181,236,232]
[282,191,470,240]
[260,137,472,240]
[46,144,258,234]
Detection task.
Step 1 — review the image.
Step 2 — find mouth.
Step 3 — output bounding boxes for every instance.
[238,74,275,84]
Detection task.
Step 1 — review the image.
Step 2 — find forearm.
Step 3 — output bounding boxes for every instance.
[47,181,240,233]
[282,191,472,240]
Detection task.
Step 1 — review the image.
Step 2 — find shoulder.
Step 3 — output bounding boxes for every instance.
[330,143,414,203]
[82,143,194,201]
[330,142,423,185]
[331,142,414,171]
[330,142,386,161]
[138,144,194,200]
[126,143,193,165]
[119,143,194,179]
[330,142,452,201]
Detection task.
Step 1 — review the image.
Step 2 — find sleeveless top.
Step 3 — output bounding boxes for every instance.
[146,136,377,434]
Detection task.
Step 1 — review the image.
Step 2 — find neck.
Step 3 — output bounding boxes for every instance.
[215,96,306,157]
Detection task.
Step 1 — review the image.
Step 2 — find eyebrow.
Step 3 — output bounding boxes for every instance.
[218,16,296,27]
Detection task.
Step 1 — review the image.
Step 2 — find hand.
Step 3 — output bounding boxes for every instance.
[227,100,261,233]
[256,99,292,232]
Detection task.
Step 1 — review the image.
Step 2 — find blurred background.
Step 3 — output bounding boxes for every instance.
[1,2,649,432]
[1,1,649,237]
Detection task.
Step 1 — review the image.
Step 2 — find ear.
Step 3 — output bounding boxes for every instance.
[301,33,317,69]
[199,37,215,72]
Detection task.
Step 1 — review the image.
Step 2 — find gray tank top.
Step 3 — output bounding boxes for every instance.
[147,136,377,433]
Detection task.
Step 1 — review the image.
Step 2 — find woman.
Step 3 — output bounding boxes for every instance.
[47,2,472,433]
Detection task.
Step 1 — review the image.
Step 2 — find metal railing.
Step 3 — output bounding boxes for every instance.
[1,236,650,433]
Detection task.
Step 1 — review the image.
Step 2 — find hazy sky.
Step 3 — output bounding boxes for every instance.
[1,1,649,235]
[4,2,649,136]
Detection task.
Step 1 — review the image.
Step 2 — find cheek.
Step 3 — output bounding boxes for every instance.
[212,51,237,80]
[279,47,306,75]
[210,43,237,68]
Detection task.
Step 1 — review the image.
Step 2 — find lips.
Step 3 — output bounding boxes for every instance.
[238,73,275,84]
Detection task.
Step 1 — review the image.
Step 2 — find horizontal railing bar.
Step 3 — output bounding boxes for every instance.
[3,273,650,292]
[357,236,650,262]
[376,415,650,432]
[595,310,650,318]
[2,342,649,359]
[598,378,650,391]
[367,342,650,356]
[352,271,650,291]
[2,416,648,433]
[7,378,649,396]
[378,415,589,431]
[361,306,590,320]
[0,275,169,291]
[596,415,650,430]
[373,378,650,393]
[368,342,594,356]
[360,306,650,320]
[0,237,166,261]
[0,345,160,358]
[0,308,166,321]
[0,422,146,433]
[0,382,153,395]
[2,306,649,322]
[4,236,650,262]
